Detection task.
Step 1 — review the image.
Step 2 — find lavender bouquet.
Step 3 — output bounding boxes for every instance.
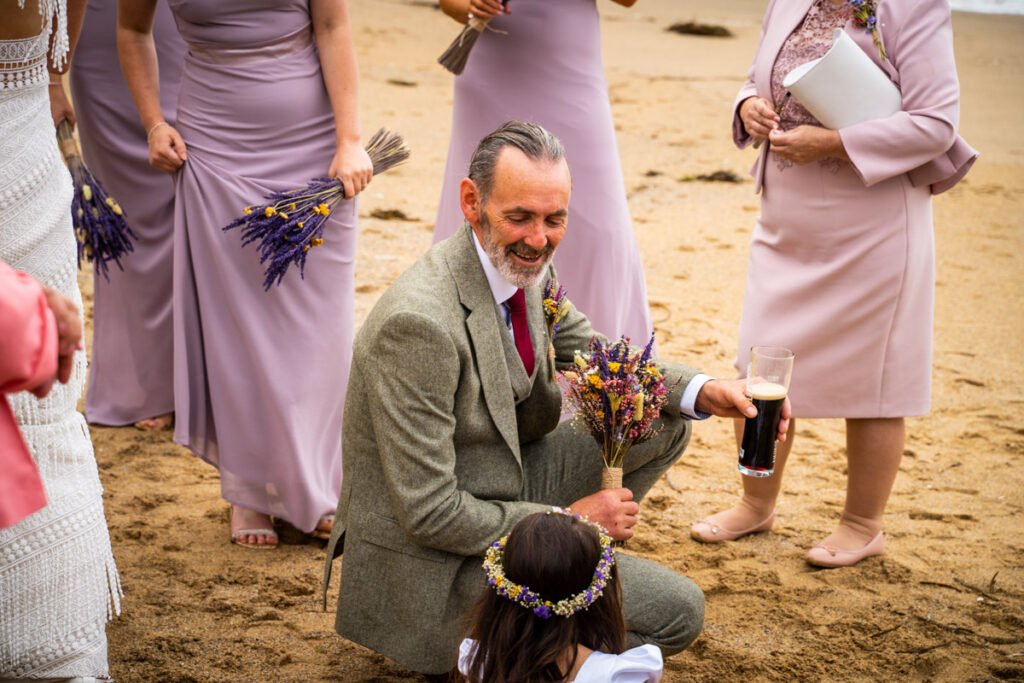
[437,1,508,75]
[561,334,678,489]
[56,119,136,281]
[223,128,410,290]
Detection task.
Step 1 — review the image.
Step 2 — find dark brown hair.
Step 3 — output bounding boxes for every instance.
[467,121,566,204]
[460,512,626,682]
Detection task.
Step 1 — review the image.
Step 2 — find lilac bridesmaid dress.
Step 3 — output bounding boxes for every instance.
[70,0,185,426]
[433,0,652,344]
[168,0,353,532]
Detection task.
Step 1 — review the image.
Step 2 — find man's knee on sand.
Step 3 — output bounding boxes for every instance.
[621,551,705,657]
[626,574,705,655]
[661,575,705,655]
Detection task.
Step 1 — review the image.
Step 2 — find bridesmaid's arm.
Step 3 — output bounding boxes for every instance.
[118,0,186,173]
[312,0,372,198]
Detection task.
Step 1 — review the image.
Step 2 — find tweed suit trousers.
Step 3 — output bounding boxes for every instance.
[519,414,705,654]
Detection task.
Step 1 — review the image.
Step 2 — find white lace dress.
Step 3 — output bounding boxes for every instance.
[0,1,121,678]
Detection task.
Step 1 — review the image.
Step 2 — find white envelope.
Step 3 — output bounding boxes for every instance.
[782,28,902,129]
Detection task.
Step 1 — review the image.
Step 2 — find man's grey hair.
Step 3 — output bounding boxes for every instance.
[467,121,566,203]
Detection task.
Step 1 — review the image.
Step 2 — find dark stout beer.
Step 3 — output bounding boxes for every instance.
[738,381,786,477]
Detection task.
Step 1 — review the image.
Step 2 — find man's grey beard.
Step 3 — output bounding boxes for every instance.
[476,214,554,289]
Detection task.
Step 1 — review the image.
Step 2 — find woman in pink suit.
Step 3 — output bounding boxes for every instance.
[690,0,976,567]
[0,264,56,529]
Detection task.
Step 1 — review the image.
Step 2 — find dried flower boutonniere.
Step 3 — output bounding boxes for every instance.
[848,0,887,61]
[542,279,569,377]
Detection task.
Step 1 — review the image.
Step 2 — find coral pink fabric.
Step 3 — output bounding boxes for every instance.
[0,262,54,527]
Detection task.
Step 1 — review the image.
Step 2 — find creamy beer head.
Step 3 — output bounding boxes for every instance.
[748,381,787,401]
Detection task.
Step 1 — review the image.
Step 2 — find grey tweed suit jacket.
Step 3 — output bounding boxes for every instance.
[323,226,696,673]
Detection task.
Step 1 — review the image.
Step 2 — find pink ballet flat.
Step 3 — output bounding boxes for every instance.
[690,511,775,543]
[805,531,884,568]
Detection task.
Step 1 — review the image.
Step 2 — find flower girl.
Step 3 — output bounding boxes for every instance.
[459,508,663,682]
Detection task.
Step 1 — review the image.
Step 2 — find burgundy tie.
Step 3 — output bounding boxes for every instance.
[506,289,535,376]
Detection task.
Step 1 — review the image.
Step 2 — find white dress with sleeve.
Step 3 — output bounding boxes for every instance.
[459,638,663,682]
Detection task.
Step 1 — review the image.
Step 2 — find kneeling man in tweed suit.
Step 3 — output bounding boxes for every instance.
[323,121,788,676]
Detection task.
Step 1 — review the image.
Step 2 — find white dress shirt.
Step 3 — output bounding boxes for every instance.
[470,231,712,419]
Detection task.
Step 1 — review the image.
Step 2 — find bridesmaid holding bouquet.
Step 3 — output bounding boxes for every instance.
[433,0,652,344]
[67,0,185,431]
[119,0,371,547]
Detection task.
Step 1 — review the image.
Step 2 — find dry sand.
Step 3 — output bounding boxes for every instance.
[74,1,1024,680]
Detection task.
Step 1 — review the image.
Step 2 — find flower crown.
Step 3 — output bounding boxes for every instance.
[482,507,615,620]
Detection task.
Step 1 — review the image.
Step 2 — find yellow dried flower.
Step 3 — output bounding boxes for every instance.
[244,206,253,215]
[634,393,645,420]
[82,184,93,201]
[264,207,277,217]
[310,237,324,247]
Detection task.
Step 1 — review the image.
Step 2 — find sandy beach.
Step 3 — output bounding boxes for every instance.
[71,1,1024,680]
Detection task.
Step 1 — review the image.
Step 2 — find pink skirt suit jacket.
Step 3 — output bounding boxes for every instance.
[0,263,54,527]
[732,0,976,419]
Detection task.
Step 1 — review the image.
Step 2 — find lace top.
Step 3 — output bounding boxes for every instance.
[771,0,852,129]
[0,0,69,91]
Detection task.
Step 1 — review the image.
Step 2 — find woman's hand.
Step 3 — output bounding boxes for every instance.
[768,125,848,165]
[48,76,75,129]
[468,0,509,20]
[329,139,373,198]
[38,287,83,395]
[739,96,779,142]
[441,0,508,23]
[147,122,187,173]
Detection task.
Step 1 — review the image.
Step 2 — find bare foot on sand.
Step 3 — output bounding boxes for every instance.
[134,412,174,431]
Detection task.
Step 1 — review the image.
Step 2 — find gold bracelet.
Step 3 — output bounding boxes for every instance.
[147,121,170,140]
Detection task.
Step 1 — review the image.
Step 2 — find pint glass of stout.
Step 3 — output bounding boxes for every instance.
[738,346,794,478]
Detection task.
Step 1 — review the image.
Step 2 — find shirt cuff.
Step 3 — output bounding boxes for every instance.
[679,374,714,420]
